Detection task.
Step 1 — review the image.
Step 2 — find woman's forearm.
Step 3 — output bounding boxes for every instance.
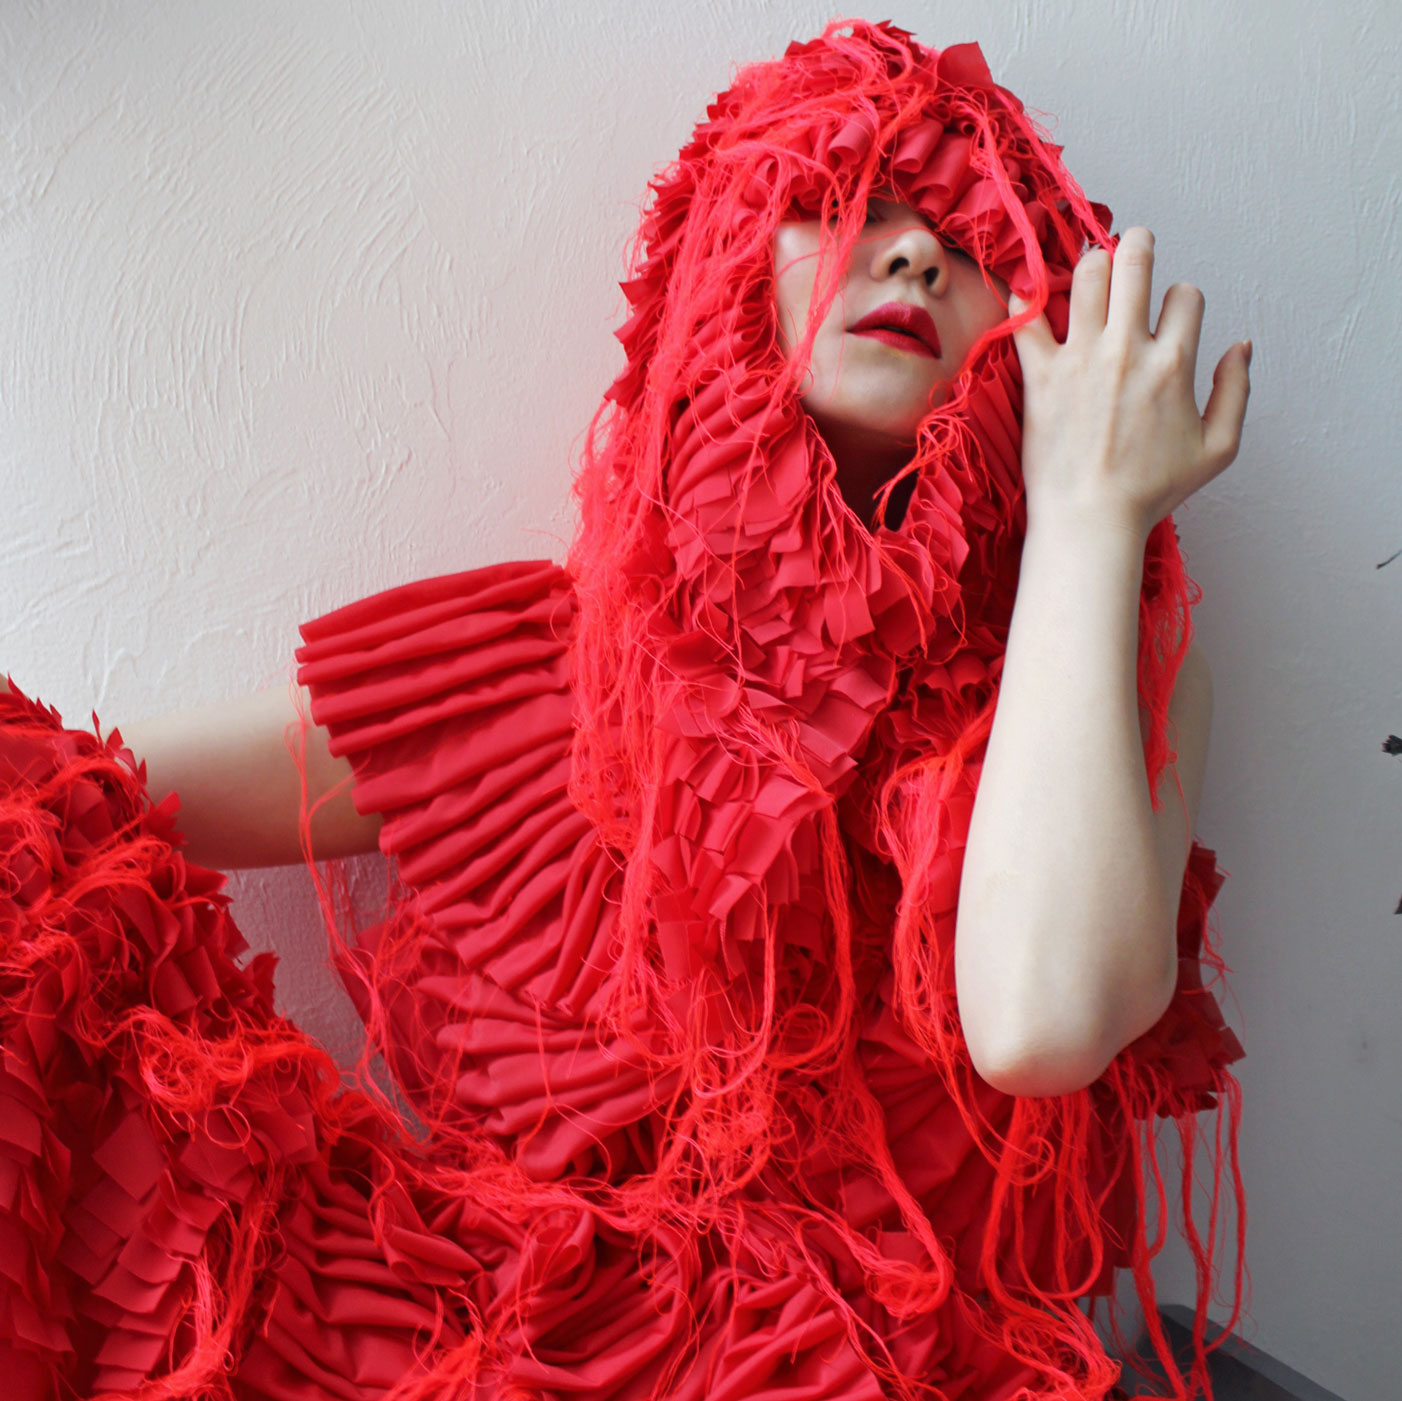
[4,670,379,868]
[119,684,382,870]
[954,510,1177,1094]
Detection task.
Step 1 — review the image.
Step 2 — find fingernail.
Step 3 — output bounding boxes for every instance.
[1243,338,1253,365]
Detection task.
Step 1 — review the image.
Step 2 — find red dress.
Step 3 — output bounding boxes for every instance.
[2,21,1253,1397]
[0,557,1243,1401]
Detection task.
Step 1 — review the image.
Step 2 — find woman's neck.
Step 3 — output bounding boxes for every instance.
[823,427,918,531]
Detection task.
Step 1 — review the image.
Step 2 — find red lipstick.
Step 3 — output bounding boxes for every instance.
[849,301,941,358]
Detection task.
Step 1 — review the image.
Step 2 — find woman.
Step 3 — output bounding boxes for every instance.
[0,19,1249,1400]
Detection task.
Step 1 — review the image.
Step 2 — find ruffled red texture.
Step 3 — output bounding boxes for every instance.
[4,682,946,1401]
[295,561,676,1186]
[0,540,1243,1400]
[0,685,483,1399]
[293,554,1243,1401]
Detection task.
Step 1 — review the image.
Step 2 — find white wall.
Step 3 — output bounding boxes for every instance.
[3,2,1398,1397]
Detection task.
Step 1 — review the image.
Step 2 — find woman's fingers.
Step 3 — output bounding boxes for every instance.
[1106,226,1156,339]
[1067,246,1111,339]
[1007,292,1057,362]
[1201,341,1252,468]
[1154,282,1206,380]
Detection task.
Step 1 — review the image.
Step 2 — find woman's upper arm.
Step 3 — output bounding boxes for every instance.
[120,683,383,869]
[1126,637,1214,1036]
[1151,639,1214,924]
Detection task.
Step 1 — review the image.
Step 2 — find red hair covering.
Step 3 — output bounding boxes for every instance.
[562,16,1246,1396]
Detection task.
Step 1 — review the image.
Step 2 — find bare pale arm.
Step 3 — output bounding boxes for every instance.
[954,510,1213,1098]
[963,223,1246,1100]
[117,683,382,870]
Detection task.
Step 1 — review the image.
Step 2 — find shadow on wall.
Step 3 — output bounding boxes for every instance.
[1379,546,1401,915]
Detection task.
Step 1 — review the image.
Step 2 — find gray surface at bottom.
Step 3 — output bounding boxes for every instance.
[1117,1306,1349,1401]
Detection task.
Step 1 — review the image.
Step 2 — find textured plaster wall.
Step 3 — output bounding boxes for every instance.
[2,2,1398,1397]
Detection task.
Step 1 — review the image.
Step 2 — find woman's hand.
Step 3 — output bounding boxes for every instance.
[1008,226,1252,540]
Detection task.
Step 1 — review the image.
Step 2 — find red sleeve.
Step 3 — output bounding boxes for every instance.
[295,560,674,1182]
[295,559,577,869]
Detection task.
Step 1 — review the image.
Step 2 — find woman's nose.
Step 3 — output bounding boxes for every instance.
[869,220,947,292]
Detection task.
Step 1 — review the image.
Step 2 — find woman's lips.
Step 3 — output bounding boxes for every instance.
[852,327,939,358]
[849,302,941,358]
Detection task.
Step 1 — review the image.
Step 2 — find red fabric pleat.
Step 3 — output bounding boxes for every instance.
[287,552,1237,1399]
[296,562,676,1187]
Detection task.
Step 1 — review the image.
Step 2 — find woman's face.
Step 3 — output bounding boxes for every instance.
[773,196,1009,487]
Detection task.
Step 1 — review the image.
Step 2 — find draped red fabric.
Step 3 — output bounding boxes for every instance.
[0,18,1245,1401]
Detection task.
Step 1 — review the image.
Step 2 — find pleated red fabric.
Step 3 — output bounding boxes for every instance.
[293,559,1245,1400]
[0,19,1247,1401]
